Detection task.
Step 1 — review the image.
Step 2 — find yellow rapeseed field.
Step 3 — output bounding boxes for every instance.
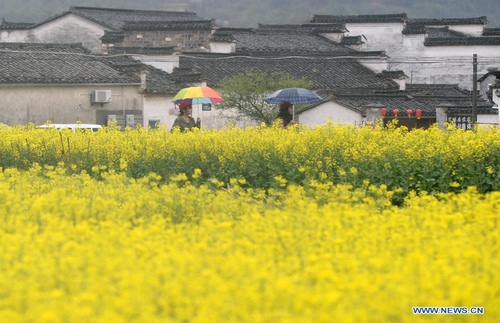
[0,123,498,322]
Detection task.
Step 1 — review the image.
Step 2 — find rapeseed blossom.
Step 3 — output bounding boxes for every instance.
[0,123,498,321]
[0,123,498,196]
[0,167,498,321]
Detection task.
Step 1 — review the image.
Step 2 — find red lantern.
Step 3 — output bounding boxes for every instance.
[416,109,422,119]
[406,109,413,117]
[393,109,400,116]
[380,108,387,117]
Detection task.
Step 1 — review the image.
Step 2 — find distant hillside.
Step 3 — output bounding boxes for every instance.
[2,0,499,28]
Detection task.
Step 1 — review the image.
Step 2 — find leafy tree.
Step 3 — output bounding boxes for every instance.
[217,69,313,125]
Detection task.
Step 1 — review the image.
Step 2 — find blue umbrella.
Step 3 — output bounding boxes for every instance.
[264,88,324,105]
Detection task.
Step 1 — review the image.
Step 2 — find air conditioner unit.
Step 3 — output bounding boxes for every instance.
[91,90,112,103]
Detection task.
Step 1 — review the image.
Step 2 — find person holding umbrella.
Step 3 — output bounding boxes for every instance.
[171,102,201,132]
[275,101,296,128]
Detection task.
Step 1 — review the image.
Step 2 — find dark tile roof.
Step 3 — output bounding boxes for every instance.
[69,6,202,31]
[477,69,500,82]
[0,18,35,30]
[170,67,204,84]
[215,26,357,56]
[426,27,465,38]
[0,42,89,53]
[102,56,195,94]
[308,84,493,117]
[402,23,428,35]
[179,53,399,90]
[483,28,500,36]
[340,36,364,45]
[310,13,407,24]
[413,17,487,26]
[101,31,125,43]
[0,43,139,84]
[405,84,470,96]
[211,29,237,42]
[401,19,500,46]
[378,70,407,79]
[424,37,500,46]
[122,20,214,31]
[27,6,203,32]
[301,23,348,33]
[258,23,347,34]
[108,46,177,55]
[403,17,487,34]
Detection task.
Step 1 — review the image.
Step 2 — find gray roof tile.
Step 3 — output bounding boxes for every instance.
[20,6,203,32]
[424,37,500,46]
[108,46,177,55]
[311,13,407,24]
[403,17,487,34]
[411,17,487,26]
[483,28,500,36]
[122,20,214,31]
[179,53,398,90]
[69,6,202,31]
[102,56,196,94]
[340,36,364,45]
[379,70,407,79]
[101,31,125,43]
[0,18,35,30]
[310,84,493,117]
[0,43,139,84]
[426,27,465,38]
[216,26,357,56]
[258,23,347,34]
[0,43,189,93]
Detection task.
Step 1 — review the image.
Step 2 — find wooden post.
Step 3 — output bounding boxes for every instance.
[472,54,478,125]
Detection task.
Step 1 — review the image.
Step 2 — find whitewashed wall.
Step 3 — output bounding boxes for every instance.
[0,29,28,42]
[209,42,236,53]
[134,55,180,74]
[441,24,484,37]
[336,21,500,91]
[33,15,107,53]
[0,14,108,53]
[0,85,141,125]
[298,101,363,127]
[392,42,500,88]
[477,113,499,126]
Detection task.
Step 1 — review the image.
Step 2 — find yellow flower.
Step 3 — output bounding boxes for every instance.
[171,173,188,182]
[192,168,202,179]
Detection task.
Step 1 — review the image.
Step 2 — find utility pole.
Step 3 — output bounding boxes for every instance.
[472,54,478,126]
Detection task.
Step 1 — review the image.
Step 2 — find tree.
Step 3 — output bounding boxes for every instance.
[217,69,313,125]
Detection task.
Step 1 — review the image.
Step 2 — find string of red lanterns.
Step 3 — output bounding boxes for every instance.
[379,108,422,119]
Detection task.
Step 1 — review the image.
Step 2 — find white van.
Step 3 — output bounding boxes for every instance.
[39,123,102,132]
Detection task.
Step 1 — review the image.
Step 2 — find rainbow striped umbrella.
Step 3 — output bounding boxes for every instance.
[172,86,224,105]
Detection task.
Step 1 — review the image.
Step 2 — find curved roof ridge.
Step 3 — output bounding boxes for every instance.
[70,6,197,16]
[311,13,407,24]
